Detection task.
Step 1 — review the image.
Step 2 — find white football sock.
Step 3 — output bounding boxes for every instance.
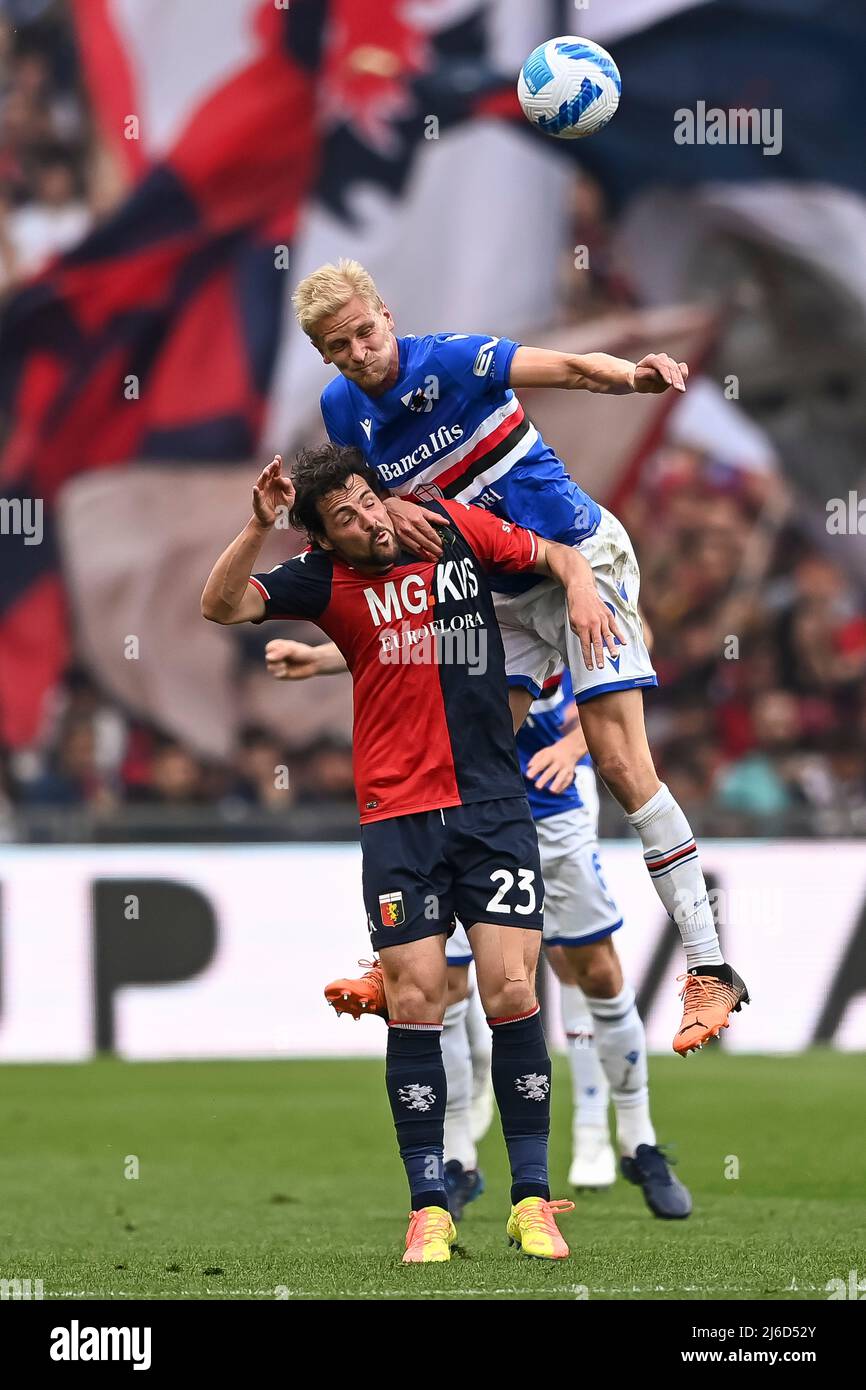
[560,982,609,1130]
[585,984,656,1157]
[441,997,477,1169]
[627,783,723,968]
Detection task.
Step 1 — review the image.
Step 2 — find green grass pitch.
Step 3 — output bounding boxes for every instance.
[1,1051,863,1301]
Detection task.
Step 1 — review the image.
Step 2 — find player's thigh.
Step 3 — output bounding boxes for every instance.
[562,936,623,1000]
[493,588,560,707]
[508,685,533,733]
[577,687,653,768]
[360,809,454,956]
[379,934,449,1022]
[544,942,578,986]
[469,921,542,1019]
[559,512,658,708]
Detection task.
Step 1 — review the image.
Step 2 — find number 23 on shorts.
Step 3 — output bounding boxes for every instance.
[485,868,537,915]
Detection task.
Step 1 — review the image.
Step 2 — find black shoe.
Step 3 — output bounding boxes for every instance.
[444,1160,486,1222]
[620,1144,692,1219]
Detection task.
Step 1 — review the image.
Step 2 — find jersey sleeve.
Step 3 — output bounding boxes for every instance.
[249,552,331,621]
[320,383,354,448]
[435,333,520,398]
[445,500,538,574]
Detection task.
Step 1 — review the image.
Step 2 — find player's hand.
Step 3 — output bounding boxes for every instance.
[566,584,627,671]
[384,495,450,560]
[633,353,688,394]
[252,454,295,528]
[526,739,583,795]
[265,639,321,680]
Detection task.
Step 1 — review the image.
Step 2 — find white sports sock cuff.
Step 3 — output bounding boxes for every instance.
[585,983,636,1022]
[626,782,672,831]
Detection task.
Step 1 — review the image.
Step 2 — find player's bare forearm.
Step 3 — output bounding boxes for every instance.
[533,537,594,591]
[556,721,588,765]
[265,639,347,680]
[509,346,688,395]
[525,721,589,793]
[202,456,291,623]
[201,516,268,624]
[313,642,348,674]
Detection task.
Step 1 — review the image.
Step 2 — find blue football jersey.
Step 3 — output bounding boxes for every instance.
[320,333,601,593]
[517,668,593,821]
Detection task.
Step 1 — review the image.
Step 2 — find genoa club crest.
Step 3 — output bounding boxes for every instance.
[379,892,405,928]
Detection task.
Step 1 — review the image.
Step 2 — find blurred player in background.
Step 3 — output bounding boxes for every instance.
[292,259,750,1053]
[202,447,622,1262]
[271,645,690,1221]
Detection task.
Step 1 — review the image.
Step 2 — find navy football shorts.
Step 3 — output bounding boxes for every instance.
[361,796,545,953]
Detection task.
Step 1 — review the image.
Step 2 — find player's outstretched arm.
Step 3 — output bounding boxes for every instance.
[265,639,347,680]
[201,455,294,624]
[534,539,627,671]
[509,346,688,395]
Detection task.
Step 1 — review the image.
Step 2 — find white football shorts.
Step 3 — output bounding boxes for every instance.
[494,507,657,702]
[536,766,623,946]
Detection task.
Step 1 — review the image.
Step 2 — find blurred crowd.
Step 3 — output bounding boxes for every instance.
[622,448,866,835]
[0,4,122,294]
[0,666,356,825]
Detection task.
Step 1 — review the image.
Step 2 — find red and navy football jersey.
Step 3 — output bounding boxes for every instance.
[250,500,539,823]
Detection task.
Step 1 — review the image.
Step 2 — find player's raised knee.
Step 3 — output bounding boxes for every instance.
[591,747,632,792]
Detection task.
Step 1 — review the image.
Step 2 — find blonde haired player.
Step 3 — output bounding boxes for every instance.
[291,259,749,1051]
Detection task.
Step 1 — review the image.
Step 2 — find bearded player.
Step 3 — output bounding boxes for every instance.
[291,259,749,1053]
[202,447,628,1262]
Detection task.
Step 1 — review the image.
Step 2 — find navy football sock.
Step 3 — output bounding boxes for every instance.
[489,1005,551,1205]
[385,1022,448,1212]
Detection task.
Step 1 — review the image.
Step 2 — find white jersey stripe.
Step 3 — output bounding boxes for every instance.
[396,394,522,494]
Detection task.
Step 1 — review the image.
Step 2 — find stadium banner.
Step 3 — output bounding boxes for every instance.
[0,841,864,1061]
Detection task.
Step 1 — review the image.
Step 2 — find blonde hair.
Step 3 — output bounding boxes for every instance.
[292,258,382,339]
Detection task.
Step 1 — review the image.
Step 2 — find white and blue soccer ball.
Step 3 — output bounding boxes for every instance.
[517,36,621,140]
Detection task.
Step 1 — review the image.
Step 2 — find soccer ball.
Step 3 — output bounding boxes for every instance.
[517,35,621,140]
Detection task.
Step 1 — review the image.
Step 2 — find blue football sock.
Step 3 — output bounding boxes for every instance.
[385,1022,448,1212]
[489,1005,551,1205]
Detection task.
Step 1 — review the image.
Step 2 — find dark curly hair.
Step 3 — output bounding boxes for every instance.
[289,444,384,542]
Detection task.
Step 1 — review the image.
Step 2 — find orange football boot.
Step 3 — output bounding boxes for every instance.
[402,1206,456,1263]
[673,965,750,1055]
[324,958,388,1020]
